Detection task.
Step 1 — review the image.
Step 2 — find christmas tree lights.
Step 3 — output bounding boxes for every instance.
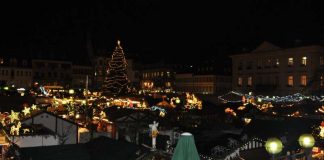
[102,40,129,96]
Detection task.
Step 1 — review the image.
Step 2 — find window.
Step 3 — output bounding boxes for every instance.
[287,76,293,87]
[246,61,252,70]
[320,56,324,66]
[238,62,243,70]
[265,59,271,68]
[288,58,294,66]
[238,77,242,86]
[247,76,252,86]
[275,59,279,67]
[301,57,307,66]
[0,58,3,64]
[321,75,324,87]
[22,60,28,66]
[275,76,279,85]
[300,75,307,86]
[257,60,262,69]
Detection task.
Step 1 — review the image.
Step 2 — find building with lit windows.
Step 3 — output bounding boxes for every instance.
[175,73,231,95]
[140,64,175,92]
[71,65,93,88]
[231,41,324,95]
[32,59,73,88]
[0,58,33,88]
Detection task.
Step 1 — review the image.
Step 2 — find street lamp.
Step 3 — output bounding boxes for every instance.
[68,89,75,95]
[265,137,283,160]
[298,134,315,160]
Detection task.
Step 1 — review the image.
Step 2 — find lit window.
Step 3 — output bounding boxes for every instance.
[165,82,171,87]
[288,58,294,66]
[275,59,279,67]
[167,71,170,77]
[301,57,307,66]
[300,75,307,86]
[161,72,164,76]
[321,75,324,87]
[320,56,324,66]
[0,58,3,64]
[247,76,252,86]
[238,77,242,86]
[288,76,293,86]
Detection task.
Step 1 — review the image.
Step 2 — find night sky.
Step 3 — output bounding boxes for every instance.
[1,1,324,63]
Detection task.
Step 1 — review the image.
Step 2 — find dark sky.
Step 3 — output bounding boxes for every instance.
[1,1,324,63]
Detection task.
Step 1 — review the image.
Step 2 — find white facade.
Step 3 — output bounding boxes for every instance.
[22,112,78,145]
[10,135,59,148]
[0,66,33,88]
[231,42,324,95]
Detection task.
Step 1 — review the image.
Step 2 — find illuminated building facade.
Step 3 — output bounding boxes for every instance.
[139,61,176,91]
[32,59,72,88]
[0,58,33,88]
[71,65,93,88]
[231,41,324,95]
[175,73,231,95]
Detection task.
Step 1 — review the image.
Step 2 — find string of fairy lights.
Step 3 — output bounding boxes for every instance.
[218,91,324,103]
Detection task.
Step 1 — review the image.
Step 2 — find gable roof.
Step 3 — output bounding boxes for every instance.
[21,110,80,127]
[252,41,281,53]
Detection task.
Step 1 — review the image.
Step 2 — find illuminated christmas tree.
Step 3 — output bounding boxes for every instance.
[102,40,129,96]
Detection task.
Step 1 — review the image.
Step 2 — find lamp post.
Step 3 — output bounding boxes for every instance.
[265,138,283,160]
[298,134,315,160]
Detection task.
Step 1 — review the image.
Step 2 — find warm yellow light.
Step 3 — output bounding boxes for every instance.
[175,98,181,104]
[244,118,252,124]
[265,138,283,154]
[69,89,75,94]
[299,134,315,148]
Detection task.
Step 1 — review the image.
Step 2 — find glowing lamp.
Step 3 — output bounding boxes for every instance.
[298,134,315,148]
[69,89,75,95]
[265,138,283,155]
[175,98,181,104]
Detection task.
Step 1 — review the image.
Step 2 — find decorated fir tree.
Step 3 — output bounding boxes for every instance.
[102,40,129,96]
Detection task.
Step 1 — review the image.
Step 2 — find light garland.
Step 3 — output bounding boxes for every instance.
[218,91,324,103]
[185,93,203,110]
